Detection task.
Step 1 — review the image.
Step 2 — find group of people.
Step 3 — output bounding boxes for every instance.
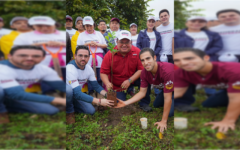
[0,16,66,124]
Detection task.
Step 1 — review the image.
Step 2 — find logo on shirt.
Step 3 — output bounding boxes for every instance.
[0,79,13,83]
[160,30,172,35]
[200,83,228,89]
[232,81,240,90]
[152,83,164,89]
[68,80,77,84]
[85,18,91,21]
[150,38,155,41]
[165,80,173,90]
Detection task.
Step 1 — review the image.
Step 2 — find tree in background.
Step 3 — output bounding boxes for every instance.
[0,1,65,30]
[66,0,153,32]
[174,0,203,30]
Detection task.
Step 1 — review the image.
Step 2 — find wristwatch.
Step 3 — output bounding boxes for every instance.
[128,78,132,83]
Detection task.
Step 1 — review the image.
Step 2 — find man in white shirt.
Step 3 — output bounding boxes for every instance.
[210,9,240,62]
[0,17,12,39]
[98,20,107,35]
[156,9,174,64]
[66,15,77,39]
[129,23,138,47]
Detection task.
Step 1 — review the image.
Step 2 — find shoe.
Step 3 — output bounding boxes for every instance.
[66,112,75,124]
[175,105,200,112]
[0,112,10,124]
[140,105,152,112]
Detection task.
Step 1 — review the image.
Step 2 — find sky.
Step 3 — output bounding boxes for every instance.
[186,0,240,19]
[147,0,174,23]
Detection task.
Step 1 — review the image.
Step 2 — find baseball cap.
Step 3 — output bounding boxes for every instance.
[75,16,83,25]
[147,16,155,21]
[155,17,160,21]
[66,15,73,21]
[130,23,137,28]
[117,30,131,41]
[0,17,3,21]
[10,17,28,25]
[83,16,94,25]
[187,16,207,22]
[28,16,56,26]
[218,54,239,62]
[110,18,120,23]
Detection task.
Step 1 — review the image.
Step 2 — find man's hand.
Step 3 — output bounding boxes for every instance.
[204,120,235,133]
[154,121,167,133]
[51,97,66,106]
[47,41,65,47]
[100,99,114,107]
[106,82,113,91]
[90,41,98,47]
[121,80,131,89]
[114,98,126,108]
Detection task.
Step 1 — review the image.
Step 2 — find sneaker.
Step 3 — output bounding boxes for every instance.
[140,105,152,112]
[0,112,10,124]
[66,112,75,124]
[175,105,200,112]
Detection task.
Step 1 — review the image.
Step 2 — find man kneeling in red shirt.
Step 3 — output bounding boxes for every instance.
[174,47,240,133]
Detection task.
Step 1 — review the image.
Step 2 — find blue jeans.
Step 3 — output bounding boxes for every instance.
[66,84,95,114]
[204,88,217,96]
[0,87,59,115]
[154,88,161,95]
[88,68,102,93]
[153,89,174,117]
[175,84,196,106]
[116,78,151,107]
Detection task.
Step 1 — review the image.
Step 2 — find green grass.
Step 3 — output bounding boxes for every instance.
[0,112,66,149]
[67,92,174,150]
[174,89,240,149]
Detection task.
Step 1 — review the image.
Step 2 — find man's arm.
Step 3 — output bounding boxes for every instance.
[205,93,240,133]
[121,70,142,89]
[88,80,107,96]
[174,87,188,99]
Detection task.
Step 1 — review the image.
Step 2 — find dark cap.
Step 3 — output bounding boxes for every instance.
[110,18,120,23]
[66,15,73,21]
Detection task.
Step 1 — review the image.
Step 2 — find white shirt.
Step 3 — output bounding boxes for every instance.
[13,30,66,68]
[210,24,240,55]
[66,63,96,89]
[131,34,138,47]
[185,31,209,51]
[77,30,107,68]
[0,63,61,90]
[147,31,156,50]
[66,28,77,39]
[0,28,12,39]
[110,29,120,45]
[156,22,174,55]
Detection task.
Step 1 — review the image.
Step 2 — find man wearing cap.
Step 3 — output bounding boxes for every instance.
[101,30,152,112]
[77,16,107,94]
[156,9,174,64]
[210,9,240,62]
[13,16,66,94]
[103,18,121,52]
[0,17,12,39]
[71,16,84,58]
[66,15,77,39]
[174,47,240,133]
[130,23,138,47]
[0,17,32,60]
[98,20,107,35]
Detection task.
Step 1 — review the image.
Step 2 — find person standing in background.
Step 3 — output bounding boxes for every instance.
[66,15,76,39]
[156,9,174,64]
[129,23,138,47]
[98,20,107,35]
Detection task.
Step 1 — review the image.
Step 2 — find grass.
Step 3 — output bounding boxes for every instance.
[173,89,240,149]
[0,112,66,149]
[66,91,174,150]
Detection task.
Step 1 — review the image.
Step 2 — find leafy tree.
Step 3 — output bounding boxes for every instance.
[0,1,65,29]
[66,0,153,32]
[174,0,203,30]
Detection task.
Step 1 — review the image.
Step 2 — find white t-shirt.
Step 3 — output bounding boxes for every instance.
[210,24,240,55]
[146,31,156,51]
[0,28,12,39]
[185,31,209,51]
[77,30,107,68]
[131,34,138,47]
[0,63,61,90]
[156,22,174,55]
[13,30,66,68]
[66,63,96,89]
[66,28,77,39]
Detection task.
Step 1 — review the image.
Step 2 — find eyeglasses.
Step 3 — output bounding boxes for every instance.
[17,54,42,58]
[78,54,89,58]
[190,20,206,23]
[118,41,131,45]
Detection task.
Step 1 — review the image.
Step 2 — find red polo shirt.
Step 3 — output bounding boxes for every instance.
[174,62,240,93]
[100,45,144,91]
